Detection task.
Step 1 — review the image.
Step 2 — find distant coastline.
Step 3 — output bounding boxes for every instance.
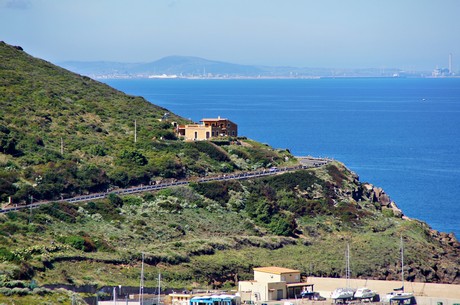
[91,74,460,80]
[59,55,456,80]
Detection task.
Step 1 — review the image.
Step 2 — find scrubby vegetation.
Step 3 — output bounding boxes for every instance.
[1,163,458,293]
[1,42,459,304]
[0,41,295,204]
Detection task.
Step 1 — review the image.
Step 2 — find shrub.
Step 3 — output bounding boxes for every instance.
[191,180,242,205]
[189,141,231,162]
[2,280,26,288]
[268,214,296,236]
[87,144,107,156]
[0,126,20,155]
[118,149,147,166]
[61,235,85,250]
[76,164,110,193]
[265,171,320,192]
[0,221,28,235]
[32,287,52,295]
[0,169,18,202]
[85,200,123,221]
[16,262,34,280]
[108,169,129,187]
[94,238,114,252]
[157,196,183,213]
[108,193,123,207]
[11,287,30,296]
[0,247,18,262]
[37,202,77,223]
[326,164,348,186]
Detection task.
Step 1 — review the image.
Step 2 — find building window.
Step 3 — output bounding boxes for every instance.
[194,132,197,139]
[277,289,283,300]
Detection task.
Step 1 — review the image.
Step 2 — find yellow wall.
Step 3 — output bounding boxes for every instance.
[184,125,212,141]
[238,281,287,301]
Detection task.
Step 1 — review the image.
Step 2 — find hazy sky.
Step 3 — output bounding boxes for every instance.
[1,0,459,70]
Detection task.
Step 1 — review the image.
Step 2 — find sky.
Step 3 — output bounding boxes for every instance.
[1,0,460,70]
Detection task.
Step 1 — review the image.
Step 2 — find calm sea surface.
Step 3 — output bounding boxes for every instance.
[103,78,460,237]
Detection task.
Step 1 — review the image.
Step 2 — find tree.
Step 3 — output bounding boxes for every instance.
[0,169,18,202]
[108,193,123,207]
[77,164,109,193]
[118,149,148,166]
[269,214,296,236]
[0,125,19,155]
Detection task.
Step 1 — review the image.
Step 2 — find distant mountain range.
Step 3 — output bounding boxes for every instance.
[58,56,420,79]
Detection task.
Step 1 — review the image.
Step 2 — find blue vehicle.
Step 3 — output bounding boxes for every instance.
[190,295,241,305]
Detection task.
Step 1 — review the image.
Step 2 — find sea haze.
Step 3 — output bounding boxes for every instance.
[103,78,460,237]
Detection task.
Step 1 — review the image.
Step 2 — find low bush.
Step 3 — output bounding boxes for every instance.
[32,287,52,295]
[58,235,96,252]
[0,247,18,262]
[189,141,231,162]
[11,287,30,296]
[191,180,242,205]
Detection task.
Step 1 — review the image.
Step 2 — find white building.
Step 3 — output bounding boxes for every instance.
[238,267,313,302]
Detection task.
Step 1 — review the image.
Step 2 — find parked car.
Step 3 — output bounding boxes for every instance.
[300,291,326,301]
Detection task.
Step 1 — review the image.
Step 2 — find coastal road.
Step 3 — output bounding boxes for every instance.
[0,157,330,214]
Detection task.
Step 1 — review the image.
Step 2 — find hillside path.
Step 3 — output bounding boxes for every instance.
[1,157,330,213]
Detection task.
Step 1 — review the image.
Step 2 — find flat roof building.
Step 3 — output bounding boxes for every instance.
[238,267,313,302]
[177,117,237,141]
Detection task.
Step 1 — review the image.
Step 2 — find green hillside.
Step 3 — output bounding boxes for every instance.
[0,42,459,305]
[0,41,293,204]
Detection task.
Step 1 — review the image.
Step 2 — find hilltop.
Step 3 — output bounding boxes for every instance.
[0,42,459,304]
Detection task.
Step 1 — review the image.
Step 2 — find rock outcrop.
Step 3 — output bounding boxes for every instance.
[354,182,403,217]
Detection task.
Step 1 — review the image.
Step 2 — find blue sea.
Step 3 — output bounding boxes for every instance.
[103,78,460,237]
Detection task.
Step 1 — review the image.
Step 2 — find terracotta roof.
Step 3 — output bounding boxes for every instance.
[253,266,300,274]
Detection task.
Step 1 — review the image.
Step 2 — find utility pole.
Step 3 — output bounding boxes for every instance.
[139,252,144,305]
[157,273,161,305]
[134,120,137,143]
[29,195,33,225]
[401,236,404,292]
[60,137,64,155]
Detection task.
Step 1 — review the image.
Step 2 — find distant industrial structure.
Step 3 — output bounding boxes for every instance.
[432,53,456,77]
